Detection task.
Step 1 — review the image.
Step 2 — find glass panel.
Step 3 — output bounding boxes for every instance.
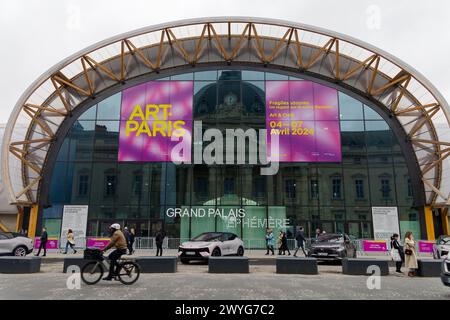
[339,93,364,120]
[78,104,97,120]
[242,70,264,81]
[265,72,288,80]
[399,207,421,240]
[66,162,92,204]
[68,120,95,161]
[194,70,217,81]
[96,93,121,120]
[49,162,67,204]
[171,73,193,80]
[364,104,383,120]
[193,81,217,119]
[218,70,241,80]
[93,121,120,161]
[90,162,118,205]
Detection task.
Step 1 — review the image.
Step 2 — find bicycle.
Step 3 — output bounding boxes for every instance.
[81,248,140,285]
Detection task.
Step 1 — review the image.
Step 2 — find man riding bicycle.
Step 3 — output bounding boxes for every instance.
[101,223,128,281]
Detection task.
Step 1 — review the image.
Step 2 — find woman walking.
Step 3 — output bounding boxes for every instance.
[280,232,291,255]
[404,231,418,277]
[265,228,275,255]
[390,233,404,274]
[63,229,77,254]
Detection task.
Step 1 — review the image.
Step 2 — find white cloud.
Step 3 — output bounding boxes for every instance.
[0,0,449,122]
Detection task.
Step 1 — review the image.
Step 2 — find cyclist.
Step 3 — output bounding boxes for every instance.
[101,223,128,281]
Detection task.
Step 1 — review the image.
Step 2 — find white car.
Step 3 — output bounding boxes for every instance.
[178,232,244,264]
[433,235,450,259]
[0,232,34,256]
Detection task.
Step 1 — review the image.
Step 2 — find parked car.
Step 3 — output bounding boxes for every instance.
[178,232,244,264]
[442,257,450,287]
[433,235,450,259]
[0,232,33,256]
[308,233,356,261]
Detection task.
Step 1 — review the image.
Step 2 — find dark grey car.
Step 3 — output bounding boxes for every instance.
[442,257,450,287]
[308,233,356,261]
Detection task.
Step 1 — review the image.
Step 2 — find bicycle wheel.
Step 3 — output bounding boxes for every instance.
[81,261,104,285]
[117,261,140,285]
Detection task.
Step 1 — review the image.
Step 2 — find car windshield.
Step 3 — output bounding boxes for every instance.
[440,236,450,244]
[317,234,344,243]
[0,232,14,239]
[191,232,222,242]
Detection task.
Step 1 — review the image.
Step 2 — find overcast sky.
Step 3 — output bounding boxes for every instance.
[0,0,449,122]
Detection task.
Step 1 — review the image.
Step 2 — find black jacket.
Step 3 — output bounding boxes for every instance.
[40,231,48,243]
[295,231,305,245]
[155,231,165,245]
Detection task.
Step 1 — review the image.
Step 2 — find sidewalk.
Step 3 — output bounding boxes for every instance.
[34,249,434,261]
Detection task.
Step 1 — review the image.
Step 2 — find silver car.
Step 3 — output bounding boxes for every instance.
[433,235,450,259]
[0,232,34,256]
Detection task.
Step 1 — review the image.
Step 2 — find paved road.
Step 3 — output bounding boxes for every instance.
[0,262,448,300]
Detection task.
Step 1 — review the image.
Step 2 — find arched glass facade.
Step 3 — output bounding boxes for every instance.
[42,69,421,242]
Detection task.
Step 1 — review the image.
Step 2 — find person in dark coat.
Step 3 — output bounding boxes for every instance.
[294,227,307,257]
[155,229,165,256]
[128,228,136,255]
[123,227,131,255]
[35,227,48,257]
[280,231,291,255]
[391,233,405,274]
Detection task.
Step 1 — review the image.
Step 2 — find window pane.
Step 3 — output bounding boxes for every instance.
[96,93,121,120]
[339,93,363,120]
[364,104,383,120]
[195,70,217,81]
[242,70,264,81]
[78,104,97,120]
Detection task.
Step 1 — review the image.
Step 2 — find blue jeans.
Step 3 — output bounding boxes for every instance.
[64,241,76,253]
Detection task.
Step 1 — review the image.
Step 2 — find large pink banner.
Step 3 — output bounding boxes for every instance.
[119,81,193,162]
[266,81,341,162]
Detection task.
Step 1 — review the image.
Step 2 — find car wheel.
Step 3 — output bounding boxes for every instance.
[14,246,27,257]
[211,248,221,257]
[237,246,244,256]
[180,258,190,264]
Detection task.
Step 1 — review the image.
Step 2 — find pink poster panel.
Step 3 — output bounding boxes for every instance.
[418,241,434,253]
[34,238,59,250]
[86,238,110,249]
[362,240,387,252]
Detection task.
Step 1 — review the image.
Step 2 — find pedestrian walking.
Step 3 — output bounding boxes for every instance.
[155,229,165,256]
[123,227,131,255]
[404,231,418,277]
[265,228,275,255]
[63,229,77,254]
[277,230,283,255]
[280,232,291,255]
[390,233,404,273]
[128,228,136,255]
[294,227,307,257]
[35,227,48,257]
